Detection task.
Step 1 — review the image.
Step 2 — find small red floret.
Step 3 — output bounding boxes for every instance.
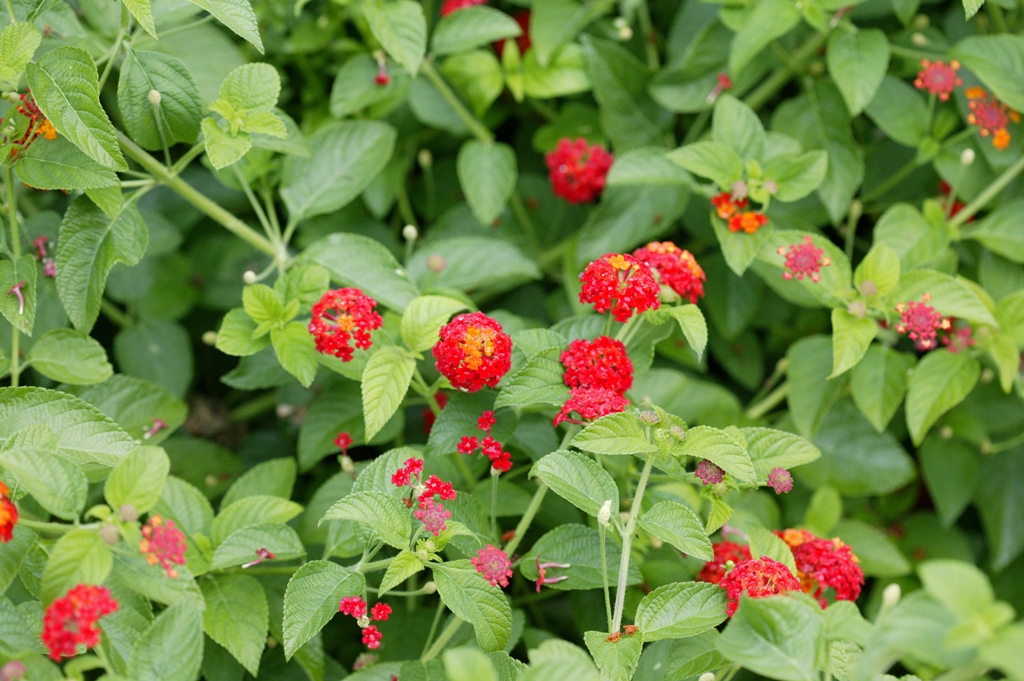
[553,387,629,427]
[698,541,752,585]
[560,336,633,395]
[545,138,614,204]
[308,288,383,362]
[579,253,661,322]
[718,557,801,617]
[632,241,706,303]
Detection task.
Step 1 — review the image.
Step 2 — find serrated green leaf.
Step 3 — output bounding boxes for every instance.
[0,447,87,520]
[741,427,821,483]
[432,560,512,652]
[829,309,878,378]
[854,242,901,298]
[787,335,846,438]
[0,254,36,335]
[826,29,889,115]
[519,524,642,591]
[200,573,267,676]
[530,449,618,518]
[873,203,949,271]
[14,136,119,190]
[675,425,756,484]
[705,498,732,535]
[456,140,517,225]
[647,305,708,361]
[667,141,743,189]
[118,50,202,150]
[583,630,643,681]
[444,647,499,681]
[104,445,169,514]
[320,490,411,550]
[0,525,35,593]
[271,321,319,388]
[495,347,569,409]
[362,345,415,440]
[201,117,251,169]
[572,411,656,456]
[210,523,305,570]
[962,198,1024,263]
[718,596,824,681]
[41,529,112,603]
[282,560,363,660]
[400,295,469,352]
[186,0,263,53]
[302,232,418,313]
[122,0,155,37]
[211,495,303,545]
[0,22,40,89]
[834,519,911,577]
[378,550,425,596]
[221,458,296,508]
[432,6,521,55]
[712,215,772,276]
[747,523,797,574]
[408,237,541,296]
[215,307,269,357]
[70,375,186,446]
[364,0,426,76]
[905,349,981,446]
[849,345,915,433]
[803,486,842,537]
[638,501,713,561]
[27,328,112,384]
[664,629,728,679]
[128,597,204,681]
[634,581,728,642]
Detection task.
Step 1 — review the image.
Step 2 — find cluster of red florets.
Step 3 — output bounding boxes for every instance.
[579,253,661,322]
[433,312,513,392]
[895,293,951,351]
[560,336,633,395]
[441,0,484,15]
[139,515,187,578]
[42,585,119,660]
[472,544,514,587]
[967,86,1020,150]
[711,191,768,234]
[458,410,512,472]
[308,288,383,361]
[393,463,458,536]
[390,456,425,488]
[545,138,614,204]
[914,60,962,100]
[0,481,16,543]
[338,597,391,650]
[632,241,706,304]
[942,322,975,354]
[777,530,864,606]
[718,557,802,617]
[553,387,629,427]
[698,541,752,585]
[695,459,725,485]
[767,467,793,494]
[778,236,831,283]
[335,432,353,456]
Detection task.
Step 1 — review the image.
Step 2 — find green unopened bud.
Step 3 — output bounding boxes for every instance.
[881,582,901,611]
[911,32,927,46]
[242,270,258,284]
[847,301,867,318]
[202,330,218,346]
[423,581,437,595]
[859,280,877,297]
[100,524,121,545]
[118,503,138,522]
[960,148,975,166]
[613,17,632,40]
[418,148,433,168]
[402,224,418,241]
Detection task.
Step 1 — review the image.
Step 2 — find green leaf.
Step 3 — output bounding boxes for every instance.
[918,559,993,619]
[445,647,499,681]
[963,198,1024,263]
[270,321,319,388]
[530,0,591,67]
[854,242,901,298]
[210,523,305,570]
[864,76,929,147]
[667,141,743,189]
[530,449,619,518]
[122,0,155,37]
[14,136,119,190]
[713,94,766,161]
[981,624,1024,679]
[718,596,824,681]
[572,411,657,456]
[0,447,87,520]
[41,529,112,603]
[442,49,504,117]
[222,458,296,508]
[329,53,410,118]
[741,427,821,484]
[0,596,39,656]
[638,501,713,561]
[522,43,591,99]
[379,550,425,596]
[712,216,772,276]
[919,435,979,526]
[963,0,985,18]
[114,319,193,399]
[0,22,40,89]
[320,490,411,550]
[873,203,949,271]
[850,345,915,433]
[762,151,828,202]
[364,0,427,76]
[185,0,262,53]
[432,6,521,55]
[155,476,214,538]
[104,445,170,514]
[456,140,517,225]
[283,560,363,660]
[997,290,1024,343]
[746,523,797,574]
[646,305,708,361]
[803,485,842,537]
[215,62,279,114]
[127,598,204,681]
[0,254,36,335]
[0,525,36,593]
[118,50,202,150]
[408,237,541,295]
[432,560,512,652]
[728,0,800,75]
[202,117,252,170]
[905,349,981,446]
[825,29,889,115]
[786,335,846,438]
[634,581,728,641]
[26,46,127,171]
[495,347,569,409]
[281,120,397,222]
[664,630,728,679]
[400,295,469,353]
[211,495,303,545]
[274,262,329,312]
[606,146,693,187]
[583,630,643,681]
[302,232,418,312]
[675,425,756,485]
[829,309,877,378]
[201,573,268,676]
[952,35,1024,113]
[361,345,415,440]
[519,524,642,591]
[987,332,1019,393]
[55,196,147,333]
[214,308,268,357]
[834,519,911,577]
[27,328,112,384]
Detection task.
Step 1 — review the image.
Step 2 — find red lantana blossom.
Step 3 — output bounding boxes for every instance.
[560,336,633,395]
[695,459,724,485]
[414,497,452,536]
[421,475,457,503]
[718,557,801,616]
[579,253,661,322]
[545,138,614,204]
[334,432,353,456]
[791,537,864,606]
[776,528,816,550]
[362,625,383,649]
[139,515,187,578]
[895,293,950,350]
[472,544,514,587]
[632,241,706,304]
[339,596,367,618]
[433,312,513,392]
[967,87,1020,150]
[767,467,793,494]
[698,541,752,585]
[441,0,484,16]
[391,457,425,488]
[459,411,513,472]
[728,211,769,234]
[308,288,383,361]
[711,192,748,220]
[553,387,629,427]
[41,585,119,661]
[914,60,961,100]
[778,236,831,283]
[942,324,975,353]
[0,481,17,543]
[371,602,392,621]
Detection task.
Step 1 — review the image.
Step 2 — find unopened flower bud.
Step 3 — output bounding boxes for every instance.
[960,148,975,166]
[276,404,295,419]
[939,425,954,440]
[148,89,161,106]
[418,148,433,168]
[763,180,778,195]
[981,367,995,383]
[670,425,686,440]
[638,410,659,425]
[598,500,612,528]
[416,549,429,562]
[402,224,418,241]
[118,503,138,523]
[100,524,121,545]
[731,180,748,200]
[847,301,867,318]
[242,270,258,284]
[613,17,632,40]
[881,582,901,611]
[700,674,716,681]
[649,535,663,549]
[356,615,370,628]
[859,280,877,297]
[427,254,446,272]
[424,581,437,594]
[202,330,218,346]
[267,636,278,648]
[424,540,436,552]
[911,32,927,46]
[339,455,355,474]
[912,13,930,27]
[205,474,218,488]
[0,661,26,681]
[3,92,20,103]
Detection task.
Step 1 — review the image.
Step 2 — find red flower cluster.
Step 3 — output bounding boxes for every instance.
[308,288,383,362]
[0,481,17,543]
[472,544,513,587]
[942,323,975,354]
[895,293,951,350]
[422,392,448,434]
[718,557,801,617]
[394,468,457,536]
[553,387,629,427]
[414,498,452,536]
[560,336,633,395]
[545,138,614,204]
[792,537,864,606]
[458,410,512,472]
[334,431,353,456]
[42,585,119,661]
[767,467,793,494]
[698,541,751,585]
[433,312,513,392]
[139,515,187,578]
[967,87,1020,150]
[632,241,706,304]
[579,253,661,322]
[695,459,724,485]
[391,457,425,488]
[778,236,831,283]
[729,211,769,234]
[711,192,747,219]
[441,0,484,16]
[914,60,961,100]
[338,597,391,650]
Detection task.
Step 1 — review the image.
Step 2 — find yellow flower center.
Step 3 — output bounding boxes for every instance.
[462,326,497,370]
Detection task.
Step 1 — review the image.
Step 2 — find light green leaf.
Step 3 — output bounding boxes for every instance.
[583,630,643,681]
[400,295,469,353]
[667,141,743,189]
[530,449,619,518]
[222,458,296,508]
[214,308,269,357]
[834,519,911,577]
[432,6,522,56]
[0,525,35,593]
[283,560,364,659]
[664,630,728,679]
[0,254,36,335]
[522,43,591,99]
[712,216,772,276]
[634,581,728,641]
[854,242,901,298]
[905,349,981,446]
[14,136,119,190]
[606,146,693,187]
[713,94,766,161]
[408,236,541,295]
[445,647,499,681]
[27,328,112,384]
[186,0,263,53]
[952,35,1024,113]
[0,447,87,520]
[273,262,329,312]
[572,411,657,456]
[379,550,425,596]
[747,523,797,574]
[0,22,40,89]
[442,49,504,117]
[638,501,713,561]
[803,486,842,537]
[104,445,169,514]
[127,598,204,681]
[41,529,112,603]
[302,232,418,312]
[122,0,155,37]
[728,0,800,75]
[873,203,949,271]
[519,524,642,591]
[646,305,708,361]
[763,151,828,202]
[211,495,303,544]
[864,76,929,147]
[456,140,517,225]
[113,319,194,399]
[201,117,251,169]
[826,29,889,115]
[118,50,202,150]
[919,559,993,619]
[850,345,915,433]
[432,560,512,652]
[718,596,824,681]
[675,425,756,485]
[787,335,846,438]
[963,198,1024,263]
[361,345,415,440]
[741,427,821,483]
[270,321,319,388]
[201,573,268,676]
[829,309,878,378]
[210,523,305,570]
[320,490,411,550]
[26,46,127,171]
[495,347,569,409]
[364,0,427,76]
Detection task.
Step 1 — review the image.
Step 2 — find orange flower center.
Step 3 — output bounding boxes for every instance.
[462,326,497,370]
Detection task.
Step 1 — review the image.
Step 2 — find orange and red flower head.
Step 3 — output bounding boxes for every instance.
[895,293,951,350]
[632,241,706,304]
[560,336,633,395]
[698,541,752,585]
[139,515,187,578]
[545,138,614,204]
[914,60,961,100]
[718,556,801,616]
[711,192,748,220]
[967,87,1020,151]
[433,312,512,392]
[308,288,383,362]
[0,481,17,543]
[472,544,513,588]
[579,253,661,322]
[553,387,629,427]
[728,211,769,234]
[42,585,119,661]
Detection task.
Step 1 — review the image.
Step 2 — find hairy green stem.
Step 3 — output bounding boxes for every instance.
[5,165,19,387]
[100,298,133,327]
[599,523,613,632]
[509,191,539,253]
[357,557,394,573]
[420,616,464,662]
[504,483,548,557]
[19,519,99,533]
[611,454,655,632]
[951,153,1024,227]
[420,600,446,656]
[490,472,499,538]
[745,381,789,419]
[636,0,659,69]
[861,157,919,203]
[421,60,494,143]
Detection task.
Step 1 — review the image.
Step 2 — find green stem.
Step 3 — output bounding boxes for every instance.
[170,142,205,175]
[745,381,789,419]
[743,32,828,111]
[229,392,278,422]
[420,616,464,662]
[98,5,129,92]
[420,600,446,656]
[509,191,539,253]
[503,483,548,557]
[987,430,1024,454]
[987,2,1009,32]
[420,60,493,143]
[599,523,613,632]
[683,109,711,144]
[636,0,659,69]
[233,164,277,243]
[860,157,919,203]
[889,44,947,61]
[950,153,1024,227]
[5,165,19,388]
[611,454,655,632]
[843,197,863,260]
[19,519,98,533]
[357,557,394,573]
[100,298,133,327]
[117,131,279,258]
[3,0,14,23]
[490,472,499,538]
